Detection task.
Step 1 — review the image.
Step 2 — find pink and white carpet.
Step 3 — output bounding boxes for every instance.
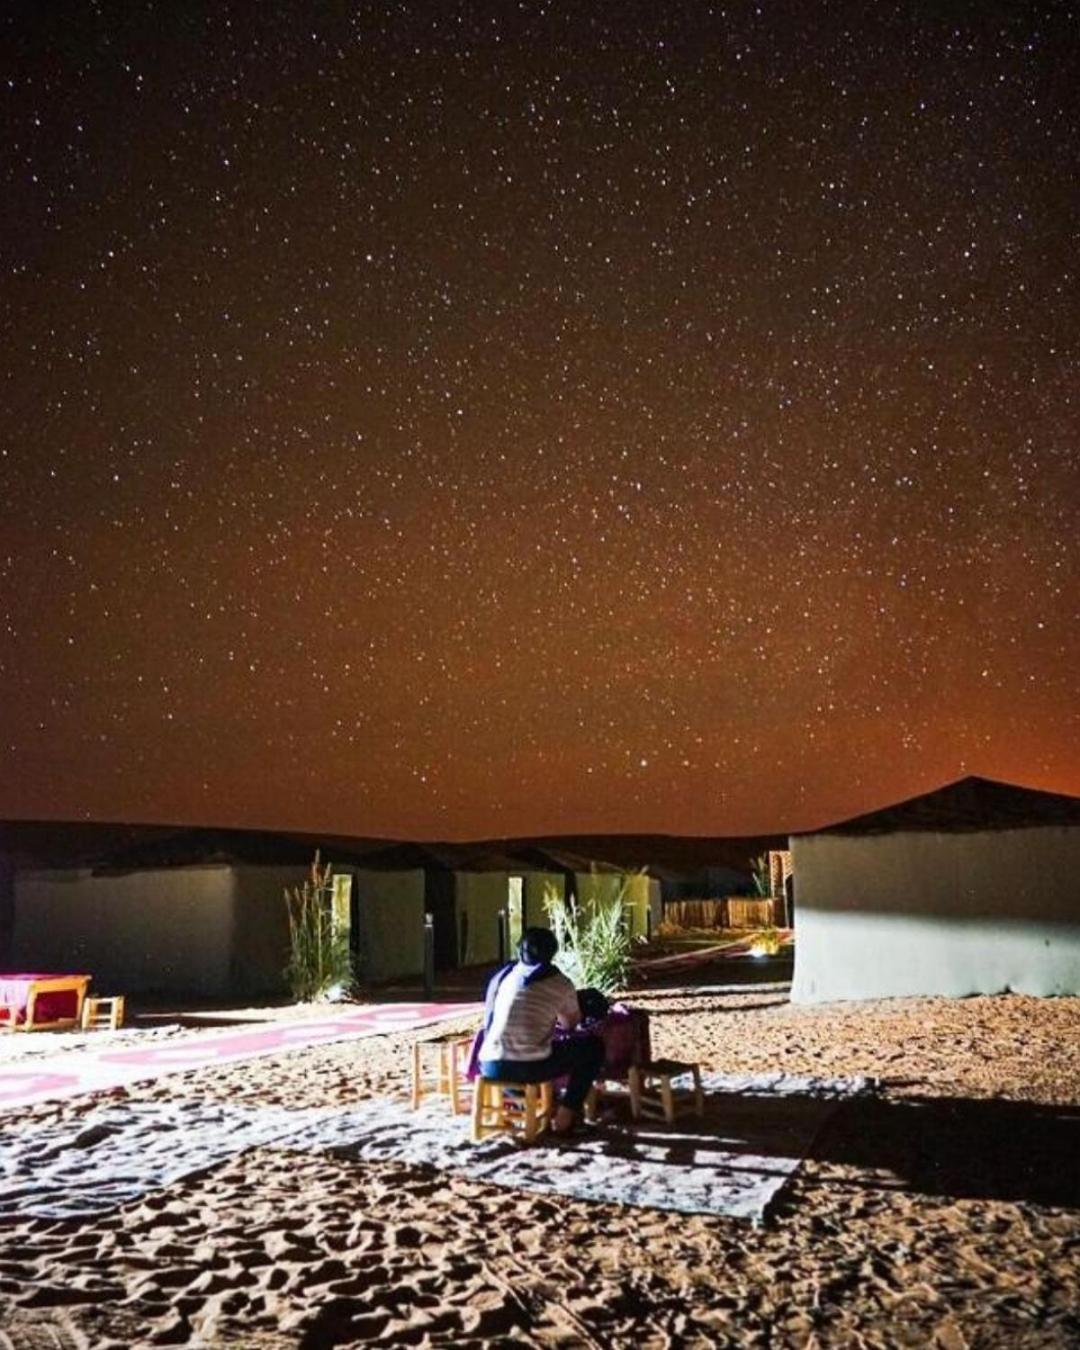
[0,1002,477,1112]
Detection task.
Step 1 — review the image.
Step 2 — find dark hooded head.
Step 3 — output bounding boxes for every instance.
[518,926,558,966]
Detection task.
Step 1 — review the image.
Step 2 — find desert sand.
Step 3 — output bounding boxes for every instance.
[1,981,1078,1348]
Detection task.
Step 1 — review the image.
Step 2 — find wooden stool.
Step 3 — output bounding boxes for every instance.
[470,1077,555,1144]
[81,995,125,1032]
[411,1035,474,1114]
[584,1076,633,1123]
[628,1059,705,1123]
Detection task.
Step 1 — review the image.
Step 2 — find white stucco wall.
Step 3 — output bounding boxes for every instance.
[455,871,569,967]
[574,871,654,939]
[790,827,1080,1003]
[13,866,234,996]
[455,872,508,966]
[647,877,663,936]
[231,864,315,998]
[351,869,425,983]
[621,873,656,939]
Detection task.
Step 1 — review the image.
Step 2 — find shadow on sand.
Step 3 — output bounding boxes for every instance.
[644,1090,1080,1213]
[806,1092,1080,1209]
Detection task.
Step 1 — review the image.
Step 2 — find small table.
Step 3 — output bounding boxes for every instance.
[0,973,92,1031]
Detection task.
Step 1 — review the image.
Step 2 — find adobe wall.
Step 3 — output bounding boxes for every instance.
[790,827,1080,1002]
[351,868,425,983]
[230,864,312,998]
[13,866,233,996]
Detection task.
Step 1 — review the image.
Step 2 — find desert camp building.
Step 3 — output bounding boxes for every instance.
[0,822,670,999]
[0,823,388,999]
[789,776,1080,1004]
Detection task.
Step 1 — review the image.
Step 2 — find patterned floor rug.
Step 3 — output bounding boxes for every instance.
[0,1072,867,1226]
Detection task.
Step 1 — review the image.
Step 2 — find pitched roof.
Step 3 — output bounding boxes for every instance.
[801,776,1080,837]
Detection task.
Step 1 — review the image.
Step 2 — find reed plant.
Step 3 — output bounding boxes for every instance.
[750,853,772,897]
[283,851,354,1001]
[542,875,635,994]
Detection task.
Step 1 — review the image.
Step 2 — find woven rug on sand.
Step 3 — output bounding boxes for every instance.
[0,1072,867,1226]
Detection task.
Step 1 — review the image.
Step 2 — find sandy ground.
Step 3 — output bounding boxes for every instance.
[1,980,1078,1348]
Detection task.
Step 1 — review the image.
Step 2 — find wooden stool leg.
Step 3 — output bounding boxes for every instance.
[523,1085,538,1143]
[447,1040,459,1114]
[449,1039,468,1115]
[439,1040,460,1098]
[584,1085,598,1123]
[660,1076,675,1124]
[411,1041,423,1109]
[628,1065,643,1120]
[541,1080,555,1128]
[692,1065,705,1118]
[470,1077,488,1142]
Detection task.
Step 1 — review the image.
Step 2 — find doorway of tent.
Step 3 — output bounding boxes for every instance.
[425,868,458,971]
[507,876,525,955]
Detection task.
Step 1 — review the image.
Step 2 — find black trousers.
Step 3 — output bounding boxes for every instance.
[479,1035,604,1112]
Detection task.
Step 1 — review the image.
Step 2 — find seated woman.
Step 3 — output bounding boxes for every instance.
[478,926,604,1135]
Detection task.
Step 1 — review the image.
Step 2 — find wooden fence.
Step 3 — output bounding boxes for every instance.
[725,898,778,930]
[661,899,727,931]
[662,897,784,930]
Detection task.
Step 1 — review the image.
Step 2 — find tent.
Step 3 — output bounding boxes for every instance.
[789,776,1080,1003]
[2,823,388,999]
[349,842,661,975]
[1,821,682,996]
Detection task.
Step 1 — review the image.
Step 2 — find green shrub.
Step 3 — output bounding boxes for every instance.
[542,875,635,994]
[284,851,354,1001]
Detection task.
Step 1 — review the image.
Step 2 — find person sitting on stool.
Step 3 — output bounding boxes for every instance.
[478,926,603,1135]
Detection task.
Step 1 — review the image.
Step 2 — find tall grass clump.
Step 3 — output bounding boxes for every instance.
[284,851,353,1001]
[542,874,635,994]
[750,853,772,897]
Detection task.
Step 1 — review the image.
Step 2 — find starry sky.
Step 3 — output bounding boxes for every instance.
[2,1,1077,841]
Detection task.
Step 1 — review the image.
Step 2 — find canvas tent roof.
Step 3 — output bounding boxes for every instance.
[0,821,185,869]
[345,840,470,872]
[467,833,784,877]
[351,840,611,876]
[87,826,392,873]
[799,776,1080,838]
[2,819,785,883]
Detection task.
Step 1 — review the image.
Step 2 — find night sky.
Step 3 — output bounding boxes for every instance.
[2,2,1077,841]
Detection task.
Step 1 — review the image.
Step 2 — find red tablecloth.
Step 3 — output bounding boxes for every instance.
[0,974,89,1027]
